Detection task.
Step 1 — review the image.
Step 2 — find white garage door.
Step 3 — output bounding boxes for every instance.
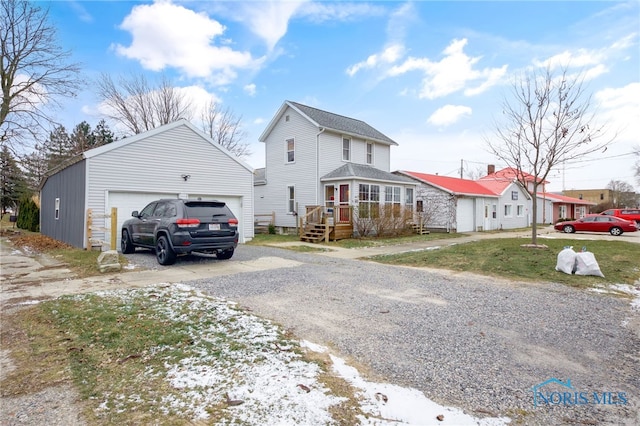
[456,198,475,232]
[108,191,244,250]
[188,194,243,243]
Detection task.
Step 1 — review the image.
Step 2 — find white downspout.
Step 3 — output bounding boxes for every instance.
[315,127,325,205]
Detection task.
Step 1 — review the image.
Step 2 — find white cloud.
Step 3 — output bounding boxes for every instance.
[595,82,640,140]
[68,0,93,23]
[296,2,385,23]
[387,38,508,99]
[244,84,257,96]
[253,117,265,125]
[534,48,606,70]
[427,105,472,127]
[346,44,405,76]
[113,2,257,82]
[240,0,307,51]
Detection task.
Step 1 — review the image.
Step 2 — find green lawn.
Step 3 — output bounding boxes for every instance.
[371,238,640,287]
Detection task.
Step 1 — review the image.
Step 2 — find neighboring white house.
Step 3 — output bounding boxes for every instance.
[255,100,416,232]
[395,170,532,232]
[475,177,532,229]
[40,119,255,249]
[394,171,499,232]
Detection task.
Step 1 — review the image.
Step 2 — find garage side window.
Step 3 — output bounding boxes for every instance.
[287,185,295,214]
[504,204,513,217]
[55,198,60,220]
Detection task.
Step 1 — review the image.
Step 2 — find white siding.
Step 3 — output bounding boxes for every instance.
[258,105,395,228]
[456,198,475,232]
[496,183,530,229]
[261,106,319,227]
[86,123,253,246]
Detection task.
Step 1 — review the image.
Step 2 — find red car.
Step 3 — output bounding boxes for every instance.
[554,214,638,236]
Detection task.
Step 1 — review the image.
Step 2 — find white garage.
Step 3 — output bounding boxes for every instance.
[40,120,254,250]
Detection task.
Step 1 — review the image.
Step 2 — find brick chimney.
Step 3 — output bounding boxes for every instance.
[487,164,495,175]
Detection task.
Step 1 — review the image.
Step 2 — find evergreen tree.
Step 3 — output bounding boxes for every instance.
[21,145,48,192]
[0,146,27,216]
[43,125,73,171]
[70,121,93,154]
[92,119,115,147]
[16,194,39,231]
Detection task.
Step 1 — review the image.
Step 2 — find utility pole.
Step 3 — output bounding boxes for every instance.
[460,159,463,179]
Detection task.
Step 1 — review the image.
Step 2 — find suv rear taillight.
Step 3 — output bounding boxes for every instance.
[228,218,238,228]
[176,218,200,228]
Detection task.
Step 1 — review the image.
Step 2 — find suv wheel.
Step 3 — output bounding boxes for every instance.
[121,229,135,254]
[217,248,234,260]
[156,235,177,265]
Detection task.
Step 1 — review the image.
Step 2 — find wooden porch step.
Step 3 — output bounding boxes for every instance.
[410,223,430,235]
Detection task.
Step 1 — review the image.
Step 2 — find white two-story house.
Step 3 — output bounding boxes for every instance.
[254,100,416,238]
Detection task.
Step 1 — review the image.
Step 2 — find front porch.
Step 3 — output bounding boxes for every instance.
[299,205,354,243]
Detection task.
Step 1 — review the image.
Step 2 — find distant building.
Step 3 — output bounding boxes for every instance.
[563,189,613,205]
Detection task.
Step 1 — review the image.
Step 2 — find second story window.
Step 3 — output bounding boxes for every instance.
[366,142,373,164]
[286,138,295,163]
[342,137,351,161]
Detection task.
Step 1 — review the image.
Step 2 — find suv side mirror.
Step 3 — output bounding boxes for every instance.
[131,211,139,217]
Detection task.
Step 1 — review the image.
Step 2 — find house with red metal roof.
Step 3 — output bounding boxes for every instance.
[395,171,531,232]
[536,192,596,223]
[480,166,596,224]
[395,166,596,233]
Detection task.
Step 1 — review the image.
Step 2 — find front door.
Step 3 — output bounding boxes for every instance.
[339,184,350,222]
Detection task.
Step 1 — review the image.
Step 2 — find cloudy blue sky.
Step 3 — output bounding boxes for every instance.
[46,0,639,192]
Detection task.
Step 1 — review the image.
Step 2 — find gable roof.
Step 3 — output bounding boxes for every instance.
[322,163,414,184]
[537,192,597,206]
[39,119,253,190]
[259,100,398,146]
[83,120,252,172]
[396,171,497,197]
[480,167,548,184]
[476,178,513,196]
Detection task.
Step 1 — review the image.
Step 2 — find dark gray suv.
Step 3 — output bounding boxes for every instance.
[121,199,239,265]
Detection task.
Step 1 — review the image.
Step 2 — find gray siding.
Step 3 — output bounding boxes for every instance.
[40,160,86,248]
[86,123,253,245]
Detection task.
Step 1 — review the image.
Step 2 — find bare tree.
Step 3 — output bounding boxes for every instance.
[487,66,612,245]
[1,0,82,151]
[464,164,487,180]
[606,180,638,208]
[96,73,192,135]
[201,100,251,158]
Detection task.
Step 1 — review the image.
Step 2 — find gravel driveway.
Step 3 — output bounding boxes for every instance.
[178,244,640,425]
[2,235,639,425]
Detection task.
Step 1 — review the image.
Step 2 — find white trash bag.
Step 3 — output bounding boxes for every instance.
[574,251,605,277]
[555,246,577,275]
